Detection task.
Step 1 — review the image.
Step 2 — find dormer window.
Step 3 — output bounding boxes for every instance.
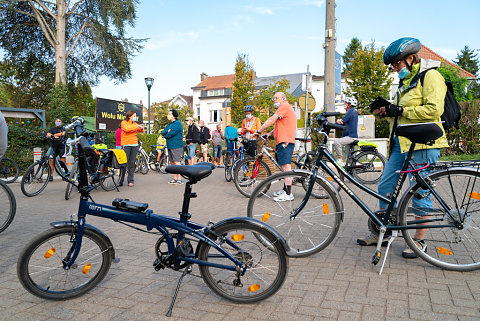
[207,89,225,96]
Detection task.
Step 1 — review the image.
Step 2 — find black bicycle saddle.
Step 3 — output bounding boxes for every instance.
[165,163,214,183]
[395,123,443,145]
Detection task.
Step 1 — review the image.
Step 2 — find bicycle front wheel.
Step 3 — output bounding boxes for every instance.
[398,168,480,271]
[233,158,271,197]
[0,180,16,233]
[65,161,78,200]
[0,157,20,184]
[197,220,288,303]
[224,154,233,182]
[137,155,149,175]
[350,150,386,184]
[247,171,343,257]
[99,167,122,191]
[17,226,112,300]
[21,160,51,197]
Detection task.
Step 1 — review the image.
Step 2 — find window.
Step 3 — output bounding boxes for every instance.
[207,89,225,96]
[210,110,223,123]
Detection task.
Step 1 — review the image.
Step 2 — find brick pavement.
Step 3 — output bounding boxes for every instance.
[1,169,480,320]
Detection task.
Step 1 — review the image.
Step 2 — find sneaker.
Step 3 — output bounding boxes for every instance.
[272,190,286,197]
[48,176,53,182]
[175,180,184,185]
[402,239,427,259]
[357,233,390,246]
[273,193,294,202]
[168,179,177,184]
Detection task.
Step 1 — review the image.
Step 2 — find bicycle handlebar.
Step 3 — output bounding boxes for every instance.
[321,111,341,117]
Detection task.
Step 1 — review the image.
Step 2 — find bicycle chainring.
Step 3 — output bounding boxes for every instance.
[155,233,196,270]
[367,210,396,237]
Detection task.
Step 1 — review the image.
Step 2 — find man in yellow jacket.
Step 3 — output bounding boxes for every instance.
[357,37,448,259]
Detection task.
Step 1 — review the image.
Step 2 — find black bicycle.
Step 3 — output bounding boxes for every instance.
[17,119,288,317]
[248,112,480,273]
[0,157,19,184]
[339,139,386,184]
[0,179,16,233]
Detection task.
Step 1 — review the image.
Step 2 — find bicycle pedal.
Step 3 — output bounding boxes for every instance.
[153,258,165,271]
[371,250,381,265]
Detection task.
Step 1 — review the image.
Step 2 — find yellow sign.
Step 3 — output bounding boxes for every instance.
[118,103,125,112]
[298,94,316,112]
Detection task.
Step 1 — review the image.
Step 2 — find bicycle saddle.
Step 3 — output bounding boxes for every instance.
[395,123,443,145]
[165,163,214,183]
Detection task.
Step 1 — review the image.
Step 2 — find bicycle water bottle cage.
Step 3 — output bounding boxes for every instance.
[112,198,149,213]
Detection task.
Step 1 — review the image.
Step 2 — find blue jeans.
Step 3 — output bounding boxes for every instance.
[378,136,440,210]
[213,145,222,158]
[186,143,196,160]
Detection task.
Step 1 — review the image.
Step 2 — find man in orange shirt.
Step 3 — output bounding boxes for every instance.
[240,105,261,157]
[255,92,296,201]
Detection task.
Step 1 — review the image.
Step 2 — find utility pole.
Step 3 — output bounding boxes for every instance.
[323,0,336,115]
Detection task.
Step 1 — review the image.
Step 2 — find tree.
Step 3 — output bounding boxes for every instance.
[252,78,297,123]
[342,37,362,73]
[231,53,255,126]
[0,0,145,86]
[438,65,471,102]
[344,42,392,113]
[152,103,192,134]
[453,45,479,76]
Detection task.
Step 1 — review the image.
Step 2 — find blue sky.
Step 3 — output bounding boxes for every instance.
[92,0,480,106]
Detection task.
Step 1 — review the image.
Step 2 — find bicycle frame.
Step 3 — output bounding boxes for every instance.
[296,139,459,232]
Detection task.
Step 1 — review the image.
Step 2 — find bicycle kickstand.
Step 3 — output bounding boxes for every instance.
[166,264,192,317]
[379,230,397,275]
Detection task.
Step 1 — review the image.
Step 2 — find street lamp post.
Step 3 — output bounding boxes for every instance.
[144,77,154,134]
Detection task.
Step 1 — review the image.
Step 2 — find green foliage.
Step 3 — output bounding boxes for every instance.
[374,117,390,138]
[4,125,46,171]
[342,37,362,73]
[46,83,73,124]
[0,0,145,85]
[437,65,471,101]
[442,100,480,156]
[252,78,298,123]
[344,42,392,113]
[138,133,159,154]
[453,45,479,76]
[152,103,192,134]
[231,53,255,126]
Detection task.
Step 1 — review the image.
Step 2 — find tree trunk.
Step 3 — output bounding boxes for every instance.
[54,0,67,85]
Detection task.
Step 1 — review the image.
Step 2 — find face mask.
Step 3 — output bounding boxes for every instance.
[246,114,253,120]
[132,116,137,122]
[167,114,173,120]
[274,102,280,108]
[55,122,62,127]
[398,67,410,80]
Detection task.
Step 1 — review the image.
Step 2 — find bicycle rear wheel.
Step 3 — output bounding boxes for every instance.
[224,154,233,182]
[350,150,386,184]
[233,158,271,197]
[137,154,148,175]
[21,160,51,197]
[197,220,288,303]
[0,180,16,233]
[17,226,112,300]
[65,161,78,200]
[99,167,122,191]
[247,171,343,257]
[158,153,168,174]
[0,157,20,184]
[398,168,480,271]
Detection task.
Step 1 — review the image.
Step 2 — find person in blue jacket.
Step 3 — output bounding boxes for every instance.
[333,97,358,163]
[161,109,184,185]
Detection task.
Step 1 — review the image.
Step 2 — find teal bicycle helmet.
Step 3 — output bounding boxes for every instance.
[383,37,421,65]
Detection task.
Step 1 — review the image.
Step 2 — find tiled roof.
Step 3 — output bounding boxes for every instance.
[178,94,193,106]
[418,45,476,79]
[192,74,235,90]
[254,73,305,96]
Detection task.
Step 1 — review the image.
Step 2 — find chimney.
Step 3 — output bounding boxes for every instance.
[201,72,208,81]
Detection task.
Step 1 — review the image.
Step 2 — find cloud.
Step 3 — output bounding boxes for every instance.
[146,31,200,49]
[304,0,325,7]
[243,5,274,15]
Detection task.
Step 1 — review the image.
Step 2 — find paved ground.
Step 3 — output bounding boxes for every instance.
[1,169,480,321]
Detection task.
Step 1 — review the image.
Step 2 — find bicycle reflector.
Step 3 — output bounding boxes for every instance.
[468,192,480,200]
[262,212,270,222]
[437,247,453,256]
[82,263,92,274]
[44,248,56,259]
[323,203,329,215]
[231,234,245,241]
[248,284,260,292]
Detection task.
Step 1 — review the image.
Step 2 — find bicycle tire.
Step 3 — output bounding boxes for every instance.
[138,154,149,175]
[17,226,112,300]
[350,150,386,184]
[0,180,16,233]
[0,157,20,184]
[247,170,343,257]
[233,158,271,198]
[65,161,79,200]
[397,168,480,271]
[21,160,51,197]
[158,153,168,174]
[197,221,288,303]
[99,167,121,191]
[224,154,233,182]
[147,152,158,171]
